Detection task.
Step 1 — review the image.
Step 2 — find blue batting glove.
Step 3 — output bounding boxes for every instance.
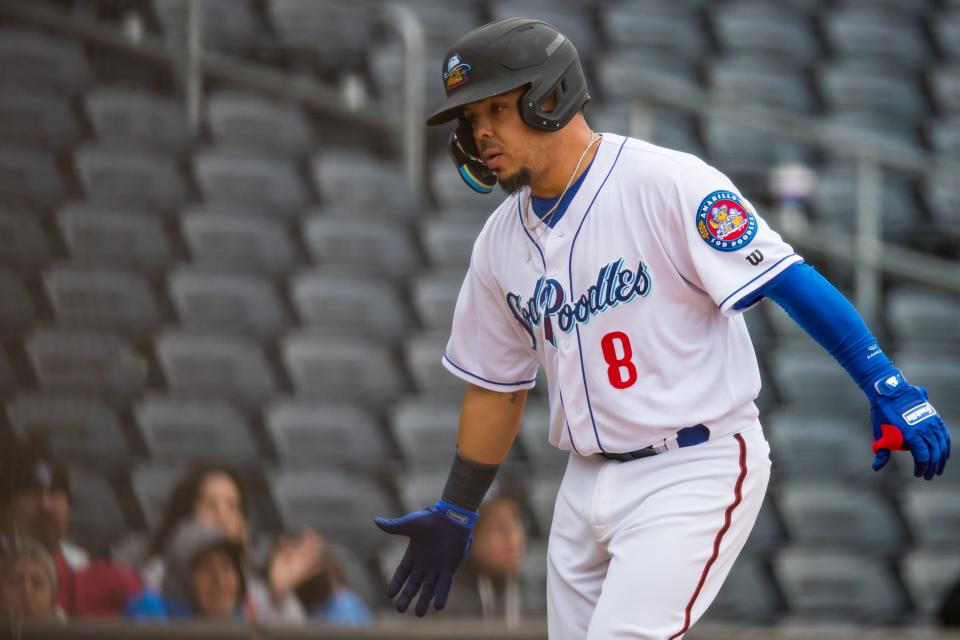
[870,371,951,481]
[374,500,478,617]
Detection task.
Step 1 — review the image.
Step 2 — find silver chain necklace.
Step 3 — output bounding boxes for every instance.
[524,132,601,235]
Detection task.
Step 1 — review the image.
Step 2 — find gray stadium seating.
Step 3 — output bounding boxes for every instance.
[596,47,699,101]
[84,88,191,150]
[134,395,260,464]
[521,541,548,616]
[130,464,185,529]
[705,556,781,622]
[933,10,960,59]
[601,0,706,56]
[411,271,462,331]
[490,2,598,56]
[430,155,501,214]
[766,416,871,482]
[0,271,34,333]
[418,216,484,270]
[74,146,187,209]
[900,549,960,619]
[893,350,960,414]
[66,466,127,550]
[0,209,51,267]
[281,332,406,402]
[929,116,960,158]
[154,330,276,399]
[770,346,867,411]
[0,147,64,207]
[777,484,905,553]
[773,549,907,622]
[5,393,129,467]
[167,268,287,336]
[823,6,931,68]
[588,105,703,156]
[180,208,297,274]
[43,265,161,331]
[206,90,314,155]
[152,0,265,53]
[388,399,461,468]
[516,402,569,470]
[740,498,786,558]
[311,151,416,218]
[393,470,450,513]
[394,0,483,51]
[810,160,922,235]
[527,474,562,537]
[266,0,371,68]
[402,332,468,399]
[711,1,819,64]
[269,469,393,551]
[899,486,960,548]
[25,327,148,397]
[0,29,92,90]
[930,65,960,114]
[56,204,173,269]
[704,118,812,178]
[823,109,919,147]
[369,41,447,111]
[265,400,388,467]
[302,216,421,277]
[708,56,817,114]
[289,270,412,338]
[818,61,928,122]
[193,149,310,215]
[0,92,79,146]
[887,287,960,346]
[923,171,960,228]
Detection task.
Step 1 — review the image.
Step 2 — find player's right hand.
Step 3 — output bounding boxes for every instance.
[374,500,478,616]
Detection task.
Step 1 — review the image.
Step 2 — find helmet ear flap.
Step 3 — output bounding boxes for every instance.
[448,119,497,194]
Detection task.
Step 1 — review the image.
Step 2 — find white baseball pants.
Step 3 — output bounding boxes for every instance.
[546,424,771,639]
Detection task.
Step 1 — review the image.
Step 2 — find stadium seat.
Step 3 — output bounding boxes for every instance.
[928,116,960,158]
[43,265,161,331]
[25,327,148,397]
[0,29,92,91]
[765,415,870,482]
[0,147,64,207]
[710,1,819,64]
[515,402,569,470]
[302,217,421,277]
[429,155,499,214]
[56,204,172,269]
[388,399,461,469]
[269,469,393,551]
[708,56,817,114]
[595,47,699,101]
[281,332,406,402]
[392,470,450,512]
[923,171,960,228]
[311,151,416,218]
[134,395,260,464]
[154,330,276,399]
[74,146,187,209]
[0,91,79,146]
[773,548,907,622]
[823,6,930,68]
[393,0,483,50]
[206,90,313,155]
[167,268,287,337]
[402,333,468,399]
[887,287,960,346]
[410,271,463,331]
[66,466,127,550]
[266,0,371,68]
[490,2,598,56]
[932,10,960,60]
[777,484,905,553]
[704,118,812,178]
[0,271,34,333]
[900,549,960,618]
[705,556,781,622]
[130,464,184,529]
[289,270,412,338]
[180,208,296,274]
[193,150,310,215]
[810,160,922,235]
[265,399,388,467]
[893,350,960,415]
[5,393,129,467]
[521,541,548,616]
[740,497,786,558]
[930,66,960,115]
[769,346,864,410]
[823,109,920,147]
[528,473,563,537]
[369,41,446,111]
[899,486,960,547]
[601,0,705,56]
[0,210,51,267]
[818,61,928,122]
[588,105,702,156]
[419,216,484,270]
[84,88,191,151]
[152,0,265,53]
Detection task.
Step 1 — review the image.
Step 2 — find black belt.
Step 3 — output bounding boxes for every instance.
[598,424,710,462]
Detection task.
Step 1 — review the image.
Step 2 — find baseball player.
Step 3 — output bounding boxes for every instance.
[375,18,951,638]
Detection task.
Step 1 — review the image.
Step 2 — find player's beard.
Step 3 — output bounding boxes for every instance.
[499,166,532,195]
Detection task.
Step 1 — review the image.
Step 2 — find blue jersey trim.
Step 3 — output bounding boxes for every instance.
[443,352,537,387]
[720,253,800,311]
[568,137,628,454]
[517,198,546,268]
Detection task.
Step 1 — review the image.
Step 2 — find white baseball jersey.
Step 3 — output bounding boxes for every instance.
[443,133,802,456]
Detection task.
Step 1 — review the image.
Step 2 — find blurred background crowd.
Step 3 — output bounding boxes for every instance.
[0,0,959,636]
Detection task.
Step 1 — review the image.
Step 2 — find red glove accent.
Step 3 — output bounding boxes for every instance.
[872,424,907,454]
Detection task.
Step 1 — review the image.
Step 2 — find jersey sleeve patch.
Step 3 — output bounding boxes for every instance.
[695,190,758,252]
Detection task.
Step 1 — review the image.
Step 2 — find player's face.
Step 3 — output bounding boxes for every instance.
[462,88,550,194]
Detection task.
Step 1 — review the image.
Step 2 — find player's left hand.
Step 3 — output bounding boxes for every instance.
[870,374,950,481]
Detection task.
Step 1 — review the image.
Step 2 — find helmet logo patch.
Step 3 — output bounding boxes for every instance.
[444,53,472,91]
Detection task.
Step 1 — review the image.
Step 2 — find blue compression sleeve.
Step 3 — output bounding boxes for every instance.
[757,263,897,403]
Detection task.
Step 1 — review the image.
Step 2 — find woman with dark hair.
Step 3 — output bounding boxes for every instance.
[135,465,322,623]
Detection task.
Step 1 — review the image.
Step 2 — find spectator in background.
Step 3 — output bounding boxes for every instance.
[293,536,374,626]
[443,490,529,626]
[0,440,140,618]
[127,519,247,620]
[140,464,322,623]
[0,538,65,622]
